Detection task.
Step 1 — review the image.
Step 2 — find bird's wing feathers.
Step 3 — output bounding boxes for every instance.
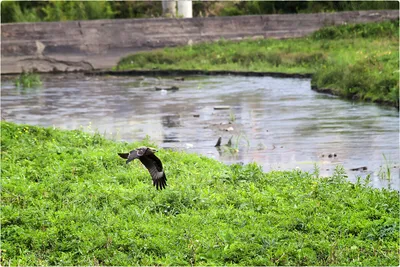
[147,153,164,172]
[118,150,139,164]
[118,148,167,190]
[118,153,129,159]
[126,150,139,164]
[139,154,167,190]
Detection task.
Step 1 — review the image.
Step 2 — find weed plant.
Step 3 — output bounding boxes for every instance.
[116,20,399,107]
[1,121,399,265]
[378,154,393,182]
[14,72,42,88]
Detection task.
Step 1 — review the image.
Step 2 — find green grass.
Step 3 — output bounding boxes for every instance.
[116,20,399,107]
[14,72,42,88]
[1,121,399,265]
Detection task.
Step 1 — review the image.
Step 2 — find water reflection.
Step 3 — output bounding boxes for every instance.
[161,115,181,143]
[1,74,399,190]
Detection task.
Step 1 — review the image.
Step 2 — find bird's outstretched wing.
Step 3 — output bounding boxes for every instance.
[118,150,139,164]
[139,153,167,190]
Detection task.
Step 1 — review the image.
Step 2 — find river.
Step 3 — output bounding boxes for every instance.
[1,73,398,190]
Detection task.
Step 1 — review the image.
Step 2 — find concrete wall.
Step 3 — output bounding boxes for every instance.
[1,10,398,73]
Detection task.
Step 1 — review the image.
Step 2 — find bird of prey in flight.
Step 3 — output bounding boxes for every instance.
[118,147,167,190]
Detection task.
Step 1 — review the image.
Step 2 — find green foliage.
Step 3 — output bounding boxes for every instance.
[41,1,115,22]
[1,1,42,23]
[2,1,399,23]
[193,1,398,18]
[2,0,115,23]
[1,121,399,265]
[312,19,399,40]
[312,37,399,106]
[14,72,42,88]
[116,21,399,107]
[111,1,162,19]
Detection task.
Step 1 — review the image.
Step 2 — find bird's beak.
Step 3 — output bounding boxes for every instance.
[149,147,158,153]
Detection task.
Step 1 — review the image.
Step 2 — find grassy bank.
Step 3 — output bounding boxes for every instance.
[116,20,399,107]
[1,121,399,265]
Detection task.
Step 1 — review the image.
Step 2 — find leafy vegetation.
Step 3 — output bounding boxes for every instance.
[207,0,398,17]
[1,0,398,23]
[14,72,42,88]
[1,121,399,265]
[311,21,399,106]
[1,1,116,23]
[116,20,399,107]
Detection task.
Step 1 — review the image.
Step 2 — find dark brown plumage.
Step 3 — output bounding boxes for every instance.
[118,147,167,190]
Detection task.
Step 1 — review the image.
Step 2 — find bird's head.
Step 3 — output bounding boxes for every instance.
[147,147,158,153]
[136,146,158,156]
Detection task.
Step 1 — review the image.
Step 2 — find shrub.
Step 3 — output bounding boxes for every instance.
[312,19,399,40]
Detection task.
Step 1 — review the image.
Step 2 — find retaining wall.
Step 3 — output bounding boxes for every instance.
[1,10,398,73]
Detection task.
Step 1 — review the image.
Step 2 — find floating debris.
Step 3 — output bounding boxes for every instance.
[185,143,194,149]
[214,106,230,110]
[215,137,222,147]
[215,136,233,147]
[155,86,179,91]
[350,166,368,171]
[227,136,233,147]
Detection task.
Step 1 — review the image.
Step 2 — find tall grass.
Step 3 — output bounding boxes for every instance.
[1,121,399,265]
[378,154,393,181]
[116,20,399,107]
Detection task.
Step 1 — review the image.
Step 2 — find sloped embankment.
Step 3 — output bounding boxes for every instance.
[1,121,399,265]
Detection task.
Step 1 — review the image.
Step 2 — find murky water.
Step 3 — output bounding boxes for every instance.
[1,74,399,190]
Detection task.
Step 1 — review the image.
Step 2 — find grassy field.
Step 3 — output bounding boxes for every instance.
[116,20,399,107]
[1,121,399,265]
